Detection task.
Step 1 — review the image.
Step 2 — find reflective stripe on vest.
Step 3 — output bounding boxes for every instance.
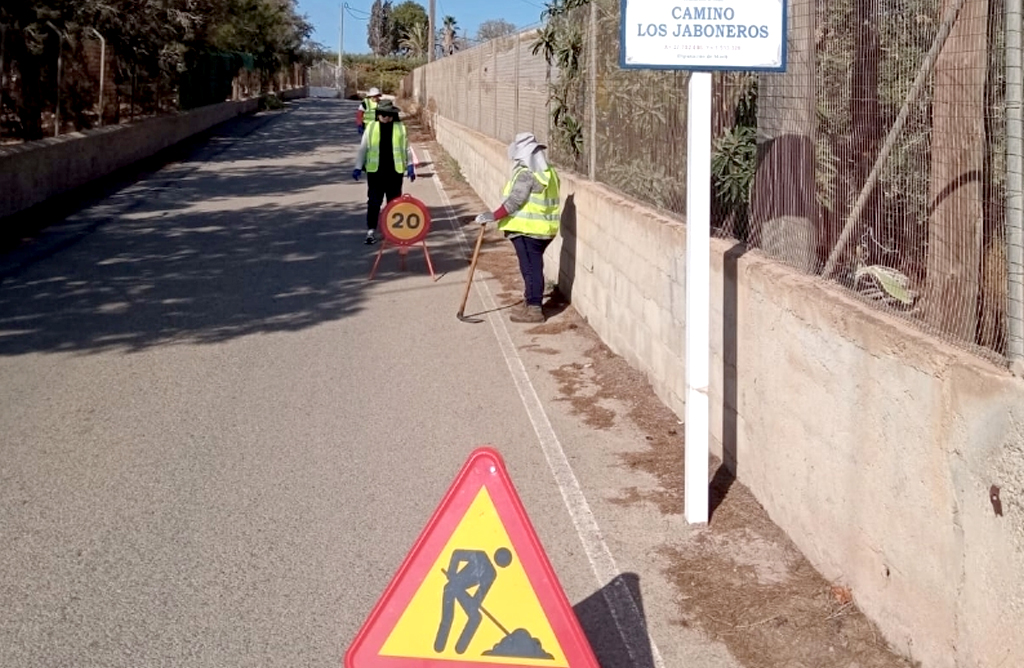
[498,166,561,237]
[365,122,408,173]
[363,98,378,116]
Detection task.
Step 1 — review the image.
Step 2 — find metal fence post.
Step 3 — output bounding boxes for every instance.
[1,26,7,111]
[1008,0,1024,367]
[89,29,106,126]
[514,34,520,135]
[493,41,498,139]
[588,1,597,180]
[46,22,62,136]
[478,49,483,133]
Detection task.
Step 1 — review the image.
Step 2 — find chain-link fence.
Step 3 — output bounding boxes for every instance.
[411,0,1024,362]
[408,30,551,147]
[732,0,1016,358]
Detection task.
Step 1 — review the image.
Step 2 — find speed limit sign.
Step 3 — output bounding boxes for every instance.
[369,194,437,281]
[380,195,432,246]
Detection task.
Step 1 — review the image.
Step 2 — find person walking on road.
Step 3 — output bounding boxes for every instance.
[354,100,416,244]
[356,87,382,136]
[475,133,561,323]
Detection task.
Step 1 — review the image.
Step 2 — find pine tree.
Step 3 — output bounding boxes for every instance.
[367,0,394,56]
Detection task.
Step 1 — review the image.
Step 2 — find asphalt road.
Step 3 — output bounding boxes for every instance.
[0,99,742,668]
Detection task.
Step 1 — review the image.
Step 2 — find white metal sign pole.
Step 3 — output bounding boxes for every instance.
[684,71,712,525]
[620,0,785,526]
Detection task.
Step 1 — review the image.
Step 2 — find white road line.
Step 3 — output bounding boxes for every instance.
[422,147,666,668]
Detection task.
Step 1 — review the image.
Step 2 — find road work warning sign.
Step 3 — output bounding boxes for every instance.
[344,447,599,668]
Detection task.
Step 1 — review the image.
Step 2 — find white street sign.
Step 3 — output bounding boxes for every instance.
[621,0,787,71]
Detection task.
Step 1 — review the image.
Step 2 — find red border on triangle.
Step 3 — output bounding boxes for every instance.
[344,447,600,668]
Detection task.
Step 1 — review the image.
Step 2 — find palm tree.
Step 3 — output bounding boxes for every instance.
[399,21,428,57]
[441,15,458,56]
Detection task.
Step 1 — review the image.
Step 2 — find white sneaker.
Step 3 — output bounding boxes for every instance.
[364,230,377,245]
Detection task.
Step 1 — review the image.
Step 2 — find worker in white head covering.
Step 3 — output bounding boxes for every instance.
[475,132,561,323]
[356,87,382,136]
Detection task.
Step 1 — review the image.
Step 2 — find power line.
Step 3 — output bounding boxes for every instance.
[343,2,371,20]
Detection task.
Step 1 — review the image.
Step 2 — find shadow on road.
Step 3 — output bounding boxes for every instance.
[574,573,658,668]
[0,99,475,357]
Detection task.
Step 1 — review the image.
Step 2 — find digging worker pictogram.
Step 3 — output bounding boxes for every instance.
[433,548,513,655]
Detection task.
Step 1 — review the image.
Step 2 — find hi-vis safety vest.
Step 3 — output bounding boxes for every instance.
[364,122,408,173]
[498,166,561,237]
[362,97,378,117]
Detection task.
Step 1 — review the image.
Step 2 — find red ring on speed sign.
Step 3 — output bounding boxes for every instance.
[380,195,431,246]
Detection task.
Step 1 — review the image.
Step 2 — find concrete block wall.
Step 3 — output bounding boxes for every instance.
[1,88,307,220]
[429,112,1024,668]
[279,87,308,102]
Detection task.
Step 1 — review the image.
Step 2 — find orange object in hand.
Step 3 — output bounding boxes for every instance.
[356,108,364,125]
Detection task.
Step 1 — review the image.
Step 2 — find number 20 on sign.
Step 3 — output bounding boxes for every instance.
[369,194,437,281]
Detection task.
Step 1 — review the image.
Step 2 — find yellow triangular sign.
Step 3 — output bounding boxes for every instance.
[344,447,600,668]
[381,486,567,665]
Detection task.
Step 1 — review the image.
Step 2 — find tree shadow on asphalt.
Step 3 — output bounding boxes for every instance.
[0,99,476,357]
[0,101,349,252]
[573,573,657,668]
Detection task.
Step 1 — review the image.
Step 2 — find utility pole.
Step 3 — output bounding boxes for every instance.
[428,0,435,62]
[338,3,345,94]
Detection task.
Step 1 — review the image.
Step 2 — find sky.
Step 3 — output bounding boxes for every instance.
[297,0,548,54]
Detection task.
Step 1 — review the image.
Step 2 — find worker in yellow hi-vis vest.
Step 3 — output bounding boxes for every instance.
[356,87,381,136]
[353,100,416,244]
[475,133,560,323]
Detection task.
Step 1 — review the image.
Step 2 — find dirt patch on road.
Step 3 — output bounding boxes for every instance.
[407,111,917,668]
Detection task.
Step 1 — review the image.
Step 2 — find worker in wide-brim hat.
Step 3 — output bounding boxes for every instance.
[353,101,417,244]
[475,132,561,323]
[356,87,382,136]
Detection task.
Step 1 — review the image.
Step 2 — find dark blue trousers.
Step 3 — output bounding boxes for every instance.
[511,235,553,306]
